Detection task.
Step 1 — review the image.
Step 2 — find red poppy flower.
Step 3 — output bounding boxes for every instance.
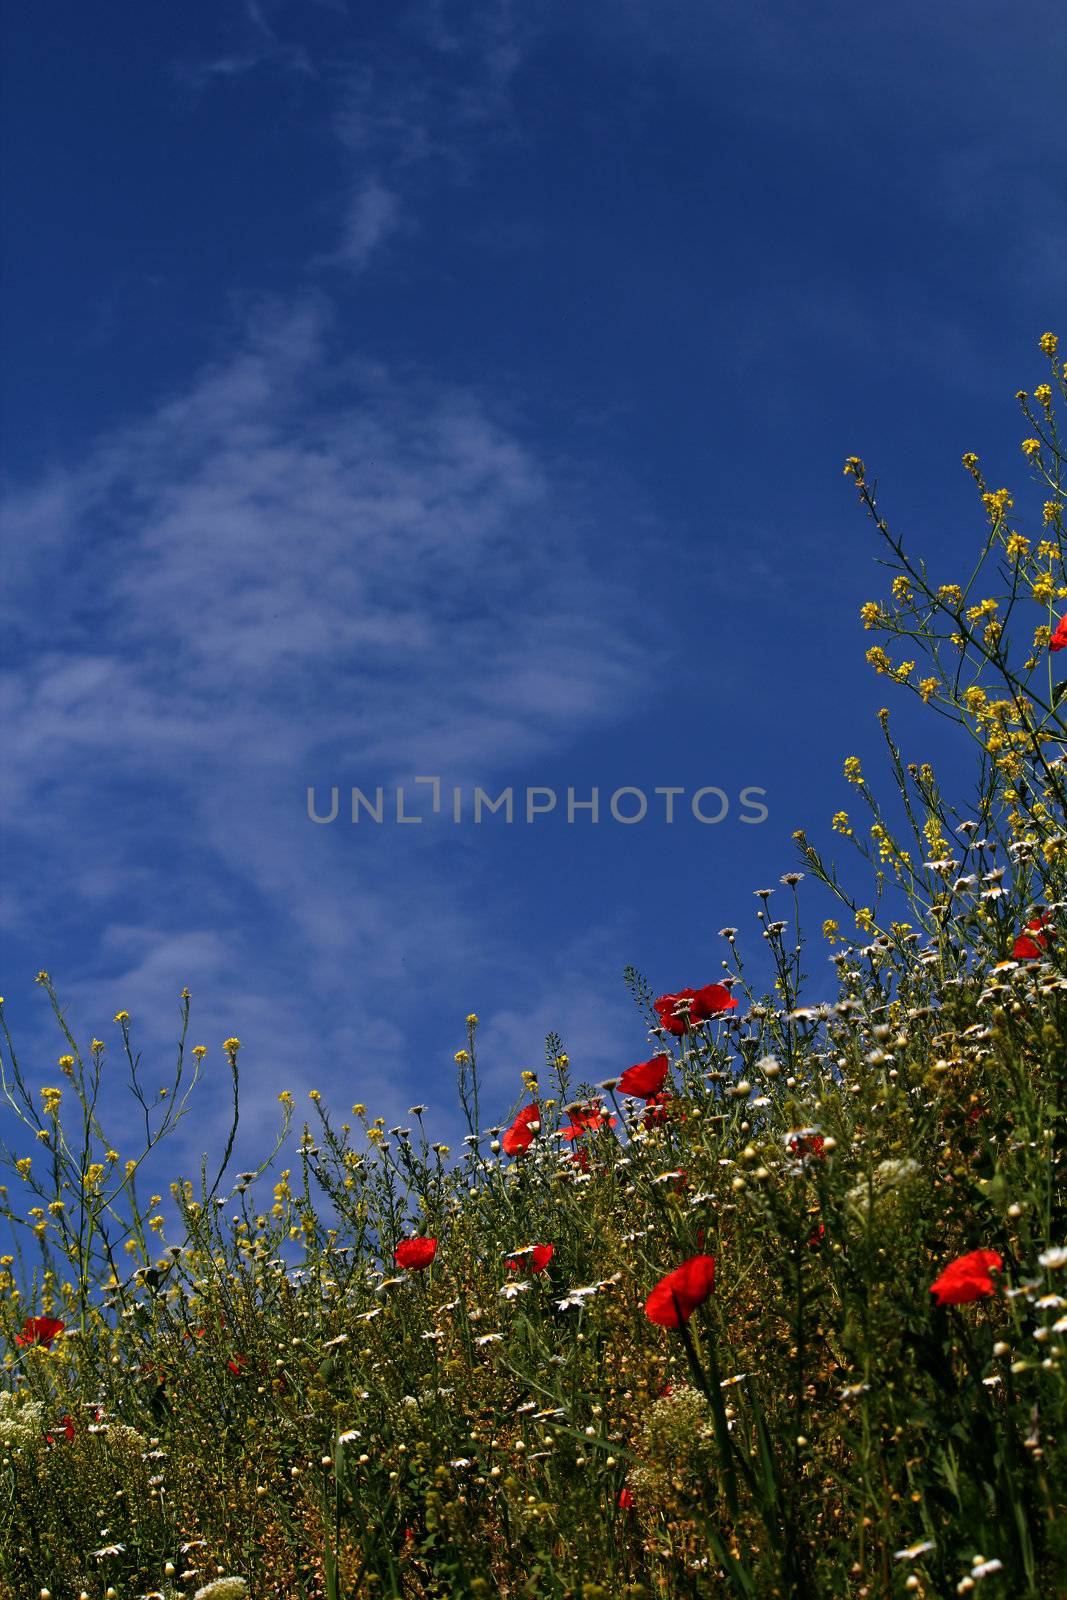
[501,1103,541,1156]
[642,1090,682,1128]
[571,1146,590,1172]
[394,1236,438,1271]
[644,1254,717,1328]
[929,1248,1003,1307]
[14,1315,65,1349]
[1013,911,1053,961]
[1051,615,1067,653]
[786,1131,826,1162]
[618,1053,670,1098]
[227,1354,248,1377]
[806,1222,825,1248]
[617,1487,635,1510]
[507,1244,555,1274]
[562,1100,616,1135]
[654,984,738,1036]
[45,1413,75,1446]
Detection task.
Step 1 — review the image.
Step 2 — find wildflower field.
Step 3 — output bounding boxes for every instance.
[2,337,1066,1600]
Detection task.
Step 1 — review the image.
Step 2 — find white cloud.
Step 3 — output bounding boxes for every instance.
[331,177,404,271]
[0,295,660,1176]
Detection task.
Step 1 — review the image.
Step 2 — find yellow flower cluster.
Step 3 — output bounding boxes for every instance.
[981,488,1013,523]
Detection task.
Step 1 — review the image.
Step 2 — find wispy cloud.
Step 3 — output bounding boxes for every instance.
[323,175,405,272]
[0,294,661,1171]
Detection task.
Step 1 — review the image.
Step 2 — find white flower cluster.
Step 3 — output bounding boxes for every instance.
[193,1579,249,1600]
[0,1390,45,1446]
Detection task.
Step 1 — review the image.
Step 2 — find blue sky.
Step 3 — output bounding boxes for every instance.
[1,0,1063,1181]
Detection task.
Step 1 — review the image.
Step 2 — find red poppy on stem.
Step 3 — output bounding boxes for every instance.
[507,1244,554,1273]
[561,1102,617,1162]
[561,1100,616,1139]
[654,984,738,1036]
[1013,911,1053,961]
[227,1354,248,1377]
[1050,614,1067,653]
[395,1236,438,1271]
[45,1414,75,1446]
[786,1131,826,1162]
[14,1315,65,1349]
[617,1487,635,1510]
[501,1103,541,1156]
[617,1053,670,1098]
[644,1254,717,1327]
[806,1222,825,1248]
[642,1090,682,1129]
[929,1248,1003,1307]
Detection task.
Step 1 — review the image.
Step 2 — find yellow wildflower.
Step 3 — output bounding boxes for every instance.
[981,488,1013,522]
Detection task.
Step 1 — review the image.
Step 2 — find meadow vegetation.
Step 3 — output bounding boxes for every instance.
[1,334,1066,1599]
